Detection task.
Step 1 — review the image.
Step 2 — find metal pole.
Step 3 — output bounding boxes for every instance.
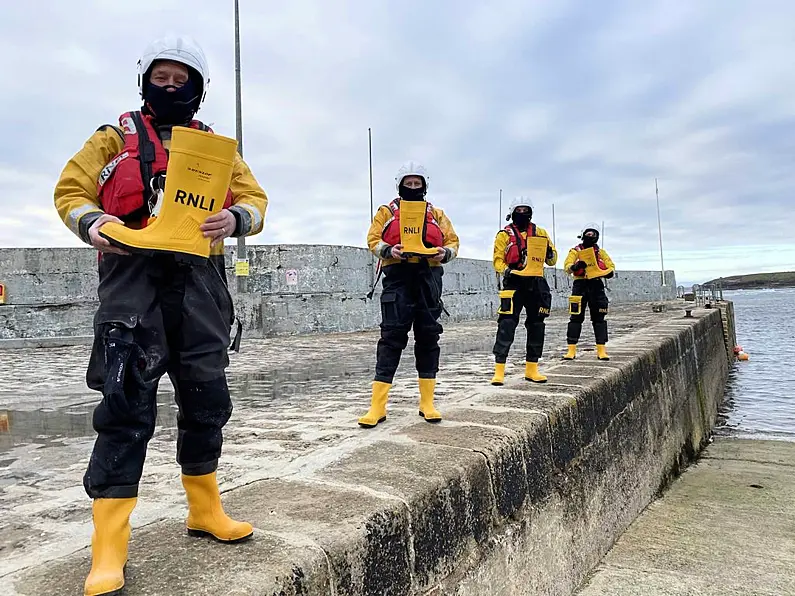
[234,0,247,293]
[496,189,503,291]
[601,220,605,248]
[368,128,374,223]
[368,128,375,286]
[655,178,665,286]
[552,203,558,290]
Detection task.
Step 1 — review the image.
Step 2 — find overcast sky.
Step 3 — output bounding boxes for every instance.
[2,0,793,283]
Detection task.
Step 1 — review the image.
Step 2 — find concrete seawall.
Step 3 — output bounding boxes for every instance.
[0,245,676,341]
[3,303,733,595]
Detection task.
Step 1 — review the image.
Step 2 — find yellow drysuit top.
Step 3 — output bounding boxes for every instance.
[54,124,268,257]
[492,227,557,275]
[367,201,460,267]
[564,246,616,277]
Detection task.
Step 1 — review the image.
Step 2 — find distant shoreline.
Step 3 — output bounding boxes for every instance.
[703,271,795,290]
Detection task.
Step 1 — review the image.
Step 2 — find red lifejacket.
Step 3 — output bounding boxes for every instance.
[504,223,537,269]
[381,199,445,248]
[96,111,233,228]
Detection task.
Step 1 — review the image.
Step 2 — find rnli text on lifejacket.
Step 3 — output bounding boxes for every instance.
[175,189,215,212]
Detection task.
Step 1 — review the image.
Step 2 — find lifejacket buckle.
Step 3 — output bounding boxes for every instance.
[148,174,166,218]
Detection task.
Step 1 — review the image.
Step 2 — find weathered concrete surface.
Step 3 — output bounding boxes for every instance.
[577,439,795,595]
[0,302,726,595]
[0,245,677,340]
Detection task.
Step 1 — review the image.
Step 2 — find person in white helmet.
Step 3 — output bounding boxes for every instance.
[358,161,460,428]
[53,36,267,596]
[563,223,616,361]
[490,197,557,385]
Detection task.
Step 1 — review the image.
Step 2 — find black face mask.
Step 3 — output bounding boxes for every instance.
[582,234,598,247]
[398,184,426,201]
[143,79,200,125]
[512,212,531,230]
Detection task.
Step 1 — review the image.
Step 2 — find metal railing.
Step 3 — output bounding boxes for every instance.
[690,282,724,306]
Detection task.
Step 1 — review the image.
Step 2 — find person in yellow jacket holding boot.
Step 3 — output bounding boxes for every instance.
[358,161,460,428]
[53,36,267,596]
[491,197,557,385]
[563,223,615,361]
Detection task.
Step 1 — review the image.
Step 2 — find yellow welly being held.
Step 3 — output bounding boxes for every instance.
[100,126,238,261]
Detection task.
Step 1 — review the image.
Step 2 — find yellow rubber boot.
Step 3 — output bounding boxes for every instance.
[525,361,548,383]
[491,363,506,386]
[181,472,253,542]
[563,345,577,360]
[596,344,610,361]
[100,127,238,261]
[358,381,391,428]
[418,378,442,423]
[84,497,137,596]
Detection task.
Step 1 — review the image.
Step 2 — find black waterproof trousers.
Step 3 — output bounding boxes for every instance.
[374,262,444,383]
[83,253,234,499]
[493,275,552,363]
[567,278,609,345]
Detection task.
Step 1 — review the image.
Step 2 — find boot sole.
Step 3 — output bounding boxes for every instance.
[187,528,253,543]
[490,381,504,386]
[86,586,124,596]
[598,357,610,361]
[419,412,442,423]
[525,378,548,383]
[562,357,575,360]
[358,416,387,429]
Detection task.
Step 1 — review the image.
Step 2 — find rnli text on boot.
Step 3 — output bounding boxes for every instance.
[404,226,421,234]
[175,189,215,212]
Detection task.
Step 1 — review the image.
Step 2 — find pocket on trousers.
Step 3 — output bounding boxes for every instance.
[498,289,516,315]
[569,295,583,316]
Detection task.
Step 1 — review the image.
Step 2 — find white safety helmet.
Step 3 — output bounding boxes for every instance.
[579,222,601,238]
[395,161,430,191]
[506,196,534,220]
[137,35,210,106]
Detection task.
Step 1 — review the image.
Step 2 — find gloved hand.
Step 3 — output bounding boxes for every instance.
[546,246,554,261]
[502,269,513,285]
[381,244,405,259]
[571,260,587,272]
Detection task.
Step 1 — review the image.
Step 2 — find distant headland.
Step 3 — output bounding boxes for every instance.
[703,271,795,290]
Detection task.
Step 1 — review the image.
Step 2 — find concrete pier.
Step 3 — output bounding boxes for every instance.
[577,439,795,595]
[0,302,730,595]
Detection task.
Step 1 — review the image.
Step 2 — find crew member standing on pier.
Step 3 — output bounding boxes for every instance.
[358,161,460,428]
[563,223,615,361]
[491,197,557,385]
[54,36,267,596]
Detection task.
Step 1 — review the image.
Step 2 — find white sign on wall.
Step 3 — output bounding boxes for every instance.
[285,269,298,286]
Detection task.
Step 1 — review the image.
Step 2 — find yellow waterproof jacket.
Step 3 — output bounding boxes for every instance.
[493,226,557,275]
[54,125,268,257]
[564,245,615,278]
[367,201,460,267]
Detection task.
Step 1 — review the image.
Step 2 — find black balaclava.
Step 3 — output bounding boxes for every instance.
[398,179,427,201]
[581,229,599,248]
[142,66,202,126]
[512,208,532,231]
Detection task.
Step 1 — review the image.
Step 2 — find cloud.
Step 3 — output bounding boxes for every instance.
[1,0,794,283]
